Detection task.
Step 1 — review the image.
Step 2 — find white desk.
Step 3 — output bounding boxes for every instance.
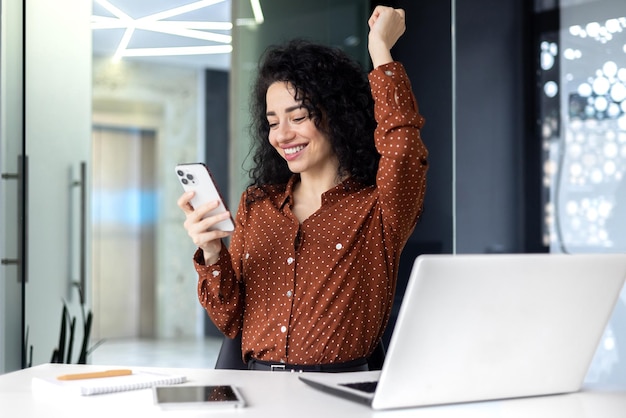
[1,364,625,417]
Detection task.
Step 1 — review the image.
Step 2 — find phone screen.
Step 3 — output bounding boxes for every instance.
[154,385,245,409]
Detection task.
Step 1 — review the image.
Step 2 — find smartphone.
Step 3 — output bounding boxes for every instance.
[153,385,245,410]
[175,163,235,232]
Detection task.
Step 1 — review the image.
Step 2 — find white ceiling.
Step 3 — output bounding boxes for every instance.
[92,0,234,70]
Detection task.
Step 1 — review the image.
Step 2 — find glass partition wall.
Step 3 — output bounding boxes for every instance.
[1,0,92,371]
[538,0,626,254]
[0,0,26,372]
[534,0,626,385]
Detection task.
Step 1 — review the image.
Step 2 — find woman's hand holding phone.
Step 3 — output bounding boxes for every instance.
[175,162,235,265]
[177,191,233,265]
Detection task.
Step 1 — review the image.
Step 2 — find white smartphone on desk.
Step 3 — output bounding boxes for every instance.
[175,163,235,232]
[153,385,246,410]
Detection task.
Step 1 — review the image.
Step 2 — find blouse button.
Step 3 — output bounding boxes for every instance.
[335,243,343,250]
[280,325,287,333]
[245,253,250,260]
[385,70,394,76]
[211,270,219,277]
[287,257,294,265]
[286,290,293,298]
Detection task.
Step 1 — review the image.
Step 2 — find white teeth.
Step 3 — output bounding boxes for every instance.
[284,145,305,155]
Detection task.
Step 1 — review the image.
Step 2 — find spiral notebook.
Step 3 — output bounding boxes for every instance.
[32,369,187,396]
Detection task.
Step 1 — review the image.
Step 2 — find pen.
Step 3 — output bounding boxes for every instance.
[56,369,133,381]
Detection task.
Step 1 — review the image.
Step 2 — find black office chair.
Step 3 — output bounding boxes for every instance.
[214,333,247,370]
[214,333,386,370]
[367,340,386,370]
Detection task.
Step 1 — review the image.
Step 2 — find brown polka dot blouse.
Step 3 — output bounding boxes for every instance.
[194,62,428,365]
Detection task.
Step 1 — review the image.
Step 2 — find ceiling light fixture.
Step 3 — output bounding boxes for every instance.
[236,0,264,26]
[92,0,261,61]
[121,45,233,57]
[115,26,135,60]
[137,0,224,22]
[250,0,264,24]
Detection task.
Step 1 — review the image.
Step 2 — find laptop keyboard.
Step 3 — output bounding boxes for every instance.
[340,381,378,394]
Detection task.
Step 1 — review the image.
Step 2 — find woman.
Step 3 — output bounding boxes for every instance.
[178,6,428,371]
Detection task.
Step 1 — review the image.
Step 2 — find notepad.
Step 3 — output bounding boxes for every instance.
[32,370,187,396]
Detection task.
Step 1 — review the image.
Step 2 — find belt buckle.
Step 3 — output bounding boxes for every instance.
[270,364,286,372]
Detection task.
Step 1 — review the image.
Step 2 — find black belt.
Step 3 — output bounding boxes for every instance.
[247,357,369,372]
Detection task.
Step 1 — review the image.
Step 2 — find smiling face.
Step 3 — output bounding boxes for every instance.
[265,81,338,178]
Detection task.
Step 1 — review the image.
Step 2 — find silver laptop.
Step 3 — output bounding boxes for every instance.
[299,253,626,410]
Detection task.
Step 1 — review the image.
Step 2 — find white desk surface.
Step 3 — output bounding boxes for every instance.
[1,363,625,418]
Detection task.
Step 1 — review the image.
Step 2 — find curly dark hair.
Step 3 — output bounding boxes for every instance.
[247,39,379,190]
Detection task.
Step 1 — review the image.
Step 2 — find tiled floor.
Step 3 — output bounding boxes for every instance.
[89,337,222,369]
